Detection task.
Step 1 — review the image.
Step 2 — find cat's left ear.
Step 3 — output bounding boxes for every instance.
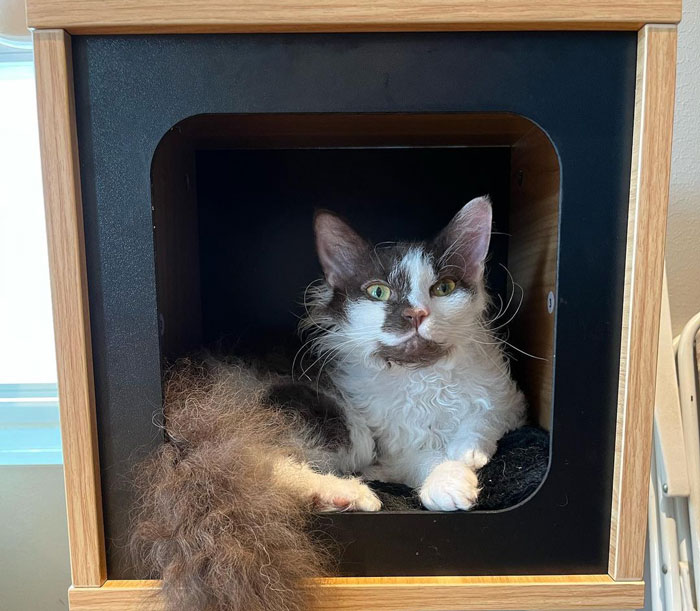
[433,195,492,281]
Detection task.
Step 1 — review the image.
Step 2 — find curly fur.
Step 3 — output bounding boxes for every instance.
[130,359,330,611]
[303,199,526,501]
[131,197,528,605]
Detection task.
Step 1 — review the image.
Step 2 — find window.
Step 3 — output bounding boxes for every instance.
[0,44,60,465]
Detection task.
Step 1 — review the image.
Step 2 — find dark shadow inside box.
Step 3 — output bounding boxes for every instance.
[195,146,512,356]
[153,113,559,441]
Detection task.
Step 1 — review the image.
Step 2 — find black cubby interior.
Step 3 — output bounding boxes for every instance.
[152,113,558,432]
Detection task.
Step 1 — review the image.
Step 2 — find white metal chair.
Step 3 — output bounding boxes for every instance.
[647,269,699,611]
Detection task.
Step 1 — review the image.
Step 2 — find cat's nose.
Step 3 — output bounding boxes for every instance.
[402,307,430,329]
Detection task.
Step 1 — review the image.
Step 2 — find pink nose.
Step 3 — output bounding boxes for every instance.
[402,307,430,329]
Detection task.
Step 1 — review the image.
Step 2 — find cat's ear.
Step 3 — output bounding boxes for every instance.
[314,211,370,288]
[434,195,492,281]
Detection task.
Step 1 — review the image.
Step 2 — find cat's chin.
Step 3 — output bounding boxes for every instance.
[375,336,449,368]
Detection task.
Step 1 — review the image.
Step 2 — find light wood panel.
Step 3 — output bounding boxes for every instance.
[25,0,681,34]
[33,29,107,587]
[508,127,560,429]
[68,576,644,610]
[609,24,677,581]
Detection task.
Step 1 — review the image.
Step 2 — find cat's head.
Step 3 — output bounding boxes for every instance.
[304,196,492,369]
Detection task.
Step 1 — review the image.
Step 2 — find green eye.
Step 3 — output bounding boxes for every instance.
[432,279,457,297]
[366,283,391,301]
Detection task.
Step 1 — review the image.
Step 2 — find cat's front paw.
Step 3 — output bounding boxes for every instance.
[314,477,382,512]
[419,461,479,511]
[353,483,383,512]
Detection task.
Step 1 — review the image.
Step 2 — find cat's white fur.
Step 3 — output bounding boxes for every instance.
[306,197,526,511]
[273,458,382,512]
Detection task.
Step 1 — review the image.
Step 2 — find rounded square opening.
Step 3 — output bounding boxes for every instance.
[151,112,559,512]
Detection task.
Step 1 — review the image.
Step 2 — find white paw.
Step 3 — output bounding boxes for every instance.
[419,461,480,511]
[354,483,383,512]
[461,448,490,470]
[313,476,382,512]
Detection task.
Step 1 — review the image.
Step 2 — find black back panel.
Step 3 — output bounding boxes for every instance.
[196,147,512,357]
[72,32,636,578]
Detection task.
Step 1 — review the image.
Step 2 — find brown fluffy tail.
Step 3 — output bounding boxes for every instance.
[129,359,328,611]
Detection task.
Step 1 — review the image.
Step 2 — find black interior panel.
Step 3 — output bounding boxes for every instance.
[196,147,511,357]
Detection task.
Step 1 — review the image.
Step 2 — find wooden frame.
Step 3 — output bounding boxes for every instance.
[27,0,680,34]
[67,577,644,611]
[34,28,106,588]
[609,23,677,581]
[32,5,678,608]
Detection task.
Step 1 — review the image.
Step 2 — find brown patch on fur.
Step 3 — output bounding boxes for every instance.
[130,359,330,611]
[375,336,449,367]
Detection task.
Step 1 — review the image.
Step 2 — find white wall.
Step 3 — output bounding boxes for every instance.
[0,466,71,610]
[0,60,56,384]
[666,0,700,335]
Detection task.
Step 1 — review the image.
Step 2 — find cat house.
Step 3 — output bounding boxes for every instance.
[31,2,678,609]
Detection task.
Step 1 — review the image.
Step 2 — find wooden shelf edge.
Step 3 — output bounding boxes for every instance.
[33,28,107,587]
[69,576,645,610]
[608,23,678,580]
[26,0,681,34]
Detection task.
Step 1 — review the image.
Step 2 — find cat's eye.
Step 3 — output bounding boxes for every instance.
[431,279,457,297]
[366,283,391,301]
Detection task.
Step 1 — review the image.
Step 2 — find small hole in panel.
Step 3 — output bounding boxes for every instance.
[151,112,560,511]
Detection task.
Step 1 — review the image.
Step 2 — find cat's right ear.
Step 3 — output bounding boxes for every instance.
[314,211,370,289]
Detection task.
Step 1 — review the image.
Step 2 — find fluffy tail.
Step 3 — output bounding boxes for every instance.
[130,359,328,611]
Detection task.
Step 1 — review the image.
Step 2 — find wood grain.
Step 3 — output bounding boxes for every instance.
[33,29,107,587]
[609,24,677,581]
[508,127,560,429]
[25,0,681,34]
[69,576,644,610]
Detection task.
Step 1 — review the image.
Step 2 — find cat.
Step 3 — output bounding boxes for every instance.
[299,194,526,510]
[131,195,526,611]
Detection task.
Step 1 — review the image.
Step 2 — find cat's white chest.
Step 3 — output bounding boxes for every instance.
[333,345,525,487]
[339,359,475,455]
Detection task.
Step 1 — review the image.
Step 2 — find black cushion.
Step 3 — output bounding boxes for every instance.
[368,426,549,511]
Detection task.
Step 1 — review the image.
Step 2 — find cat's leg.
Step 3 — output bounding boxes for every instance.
[336,411,376,474]
[448,432,498,470]
[273,457,381,512]
[266,382,376,476]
